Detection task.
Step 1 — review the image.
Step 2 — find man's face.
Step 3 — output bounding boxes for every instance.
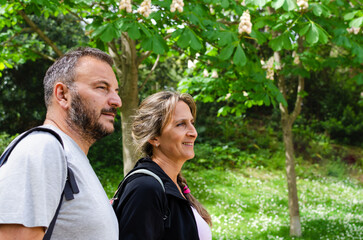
[66,57,122,141]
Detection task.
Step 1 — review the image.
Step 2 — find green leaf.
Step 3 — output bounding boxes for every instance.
[344,11,358,20]
[218,32,236,46]
[0,62,4,70]
[350,17,363,28]
[189,29,203,50]
[233,44,247,66]
[100,23,119,42]
[271,0,284,9]
[127,23,141,40]
[255,0,267,7]
[141,37,153,51]
[139,23,152,37]
[282,33,292,50]
[221,0,229,8]
[306,23,319,44]
[283,0,297,11]
[153,35,168,54]
[269,35,283,51]
[353,73,363,85]
[250,29,267,44]
[312,4,323,16]
[90,24,108,38]
[219,44,235,60]
[177,29,191,49]
[299,23,311,36]
[317,25,329,44]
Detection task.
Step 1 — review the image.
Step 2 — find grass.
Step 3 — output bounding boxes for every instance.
[182,168,363,240]
[97,163,363,239]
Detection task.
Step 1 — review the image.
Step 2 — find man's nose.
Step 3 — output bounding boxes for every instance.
[109,92,122,108]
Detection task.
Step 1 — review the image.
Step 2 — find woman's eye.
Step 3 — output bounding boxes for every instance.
[177,123,185,127]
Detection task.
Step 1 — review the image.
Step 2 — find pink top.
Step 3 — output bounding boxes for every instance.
[191,206,212,240]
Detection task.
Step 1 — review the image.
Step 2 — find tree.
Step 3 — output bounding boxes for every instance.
[1,0,362,236]
[1,0,282,173]
[178,0,362,236]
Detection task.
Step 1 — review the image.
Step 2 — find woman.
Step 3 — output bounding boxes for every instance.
[115,91,212,239]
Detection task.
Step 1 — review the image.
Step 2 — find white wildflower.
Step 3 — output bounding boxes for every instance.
[170,0,184,13]
[241,0,246,6]
[225,93,231,99]
[203,69,209,77]
[243,91,248,97]
[297,0,308,11]
[119,0,132,13]
[238,10,252,35]
[137,0,152,17]
[347,27,361,35]
[211,69,218,78]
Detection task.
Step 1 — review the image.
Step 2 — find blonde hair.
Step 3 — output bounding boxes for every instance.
[132,90,212,226]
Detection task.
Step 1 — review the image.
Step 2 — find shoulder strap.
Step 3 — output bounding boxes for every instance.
[111,168,170,225]
[111,168,165,204]
[125,169,165,192]
[0,127,63,167]
[0,126,79,239]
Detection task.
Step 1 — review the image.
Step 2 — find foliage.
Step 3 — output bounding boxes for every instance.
[0,59,48,134]
[177,0,363,118]
[301,71,363,146]
[88,118,123,170]
[0,132,16,154]
[0,13,89,133]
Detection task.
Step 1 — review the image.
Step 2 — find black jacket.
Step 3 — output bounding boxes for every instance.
[115,158,199,240]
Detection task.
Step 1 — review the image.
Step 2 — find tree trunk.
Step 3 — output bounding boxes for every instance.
[281,117,302,237]
[275,48,303,236]
[109,35,140,175]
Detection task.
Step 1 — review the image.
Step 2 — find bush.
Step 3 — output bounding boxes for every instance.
[0,132,17,154]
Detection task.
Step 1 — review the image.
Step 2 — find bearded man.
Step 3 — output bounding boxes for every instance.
[0,47,121,240]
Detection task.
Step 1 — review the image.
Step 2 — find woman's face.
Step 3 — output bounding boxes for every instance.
[154,101,198,163]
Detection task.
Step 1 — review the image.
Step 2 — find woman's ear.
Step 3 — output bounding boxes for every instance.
[148,137,160,148]
[54,82,71,110]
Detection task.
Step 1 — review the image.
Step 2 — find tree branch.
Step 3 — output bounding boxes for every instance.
[18,10,63,57]
[290,37,305,122]
[139,54,160,91]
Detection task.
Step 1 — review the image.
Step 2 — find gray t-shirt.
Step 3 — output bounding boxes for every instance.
[0,125,118,239]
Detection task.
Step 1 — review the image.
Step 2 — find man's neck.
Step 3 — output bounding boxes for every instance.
[43,118,94,155]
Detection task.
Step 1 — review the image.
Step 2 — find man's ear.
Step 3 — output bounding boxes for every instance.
[54,82,71,110]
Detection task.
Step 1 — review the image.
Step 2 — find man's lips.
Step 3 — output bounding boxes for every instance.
[101,108,117,118]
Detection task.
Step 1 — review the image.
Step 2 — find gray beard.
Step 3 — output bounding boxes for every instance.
[67,91,114,142]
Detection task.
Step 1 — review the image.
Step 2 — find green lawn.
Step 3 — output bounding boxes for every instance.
[183,168,363,240]
[99,165,363,240]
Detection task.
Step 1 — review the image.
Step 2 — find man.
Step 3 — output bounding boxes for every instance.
[0,47,121,239]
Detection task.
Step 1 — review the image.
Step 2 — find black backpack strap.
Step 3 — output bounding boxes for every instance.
[0,126,79,239]
[0,127,63,167]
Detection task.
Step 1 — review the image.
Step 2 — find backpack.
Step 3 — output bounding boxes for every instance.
[111,168,170,226]
[0,126,79,240]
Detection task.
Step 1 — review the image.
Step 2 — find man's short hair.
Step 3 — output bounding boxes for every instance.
[43,47,114,108]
